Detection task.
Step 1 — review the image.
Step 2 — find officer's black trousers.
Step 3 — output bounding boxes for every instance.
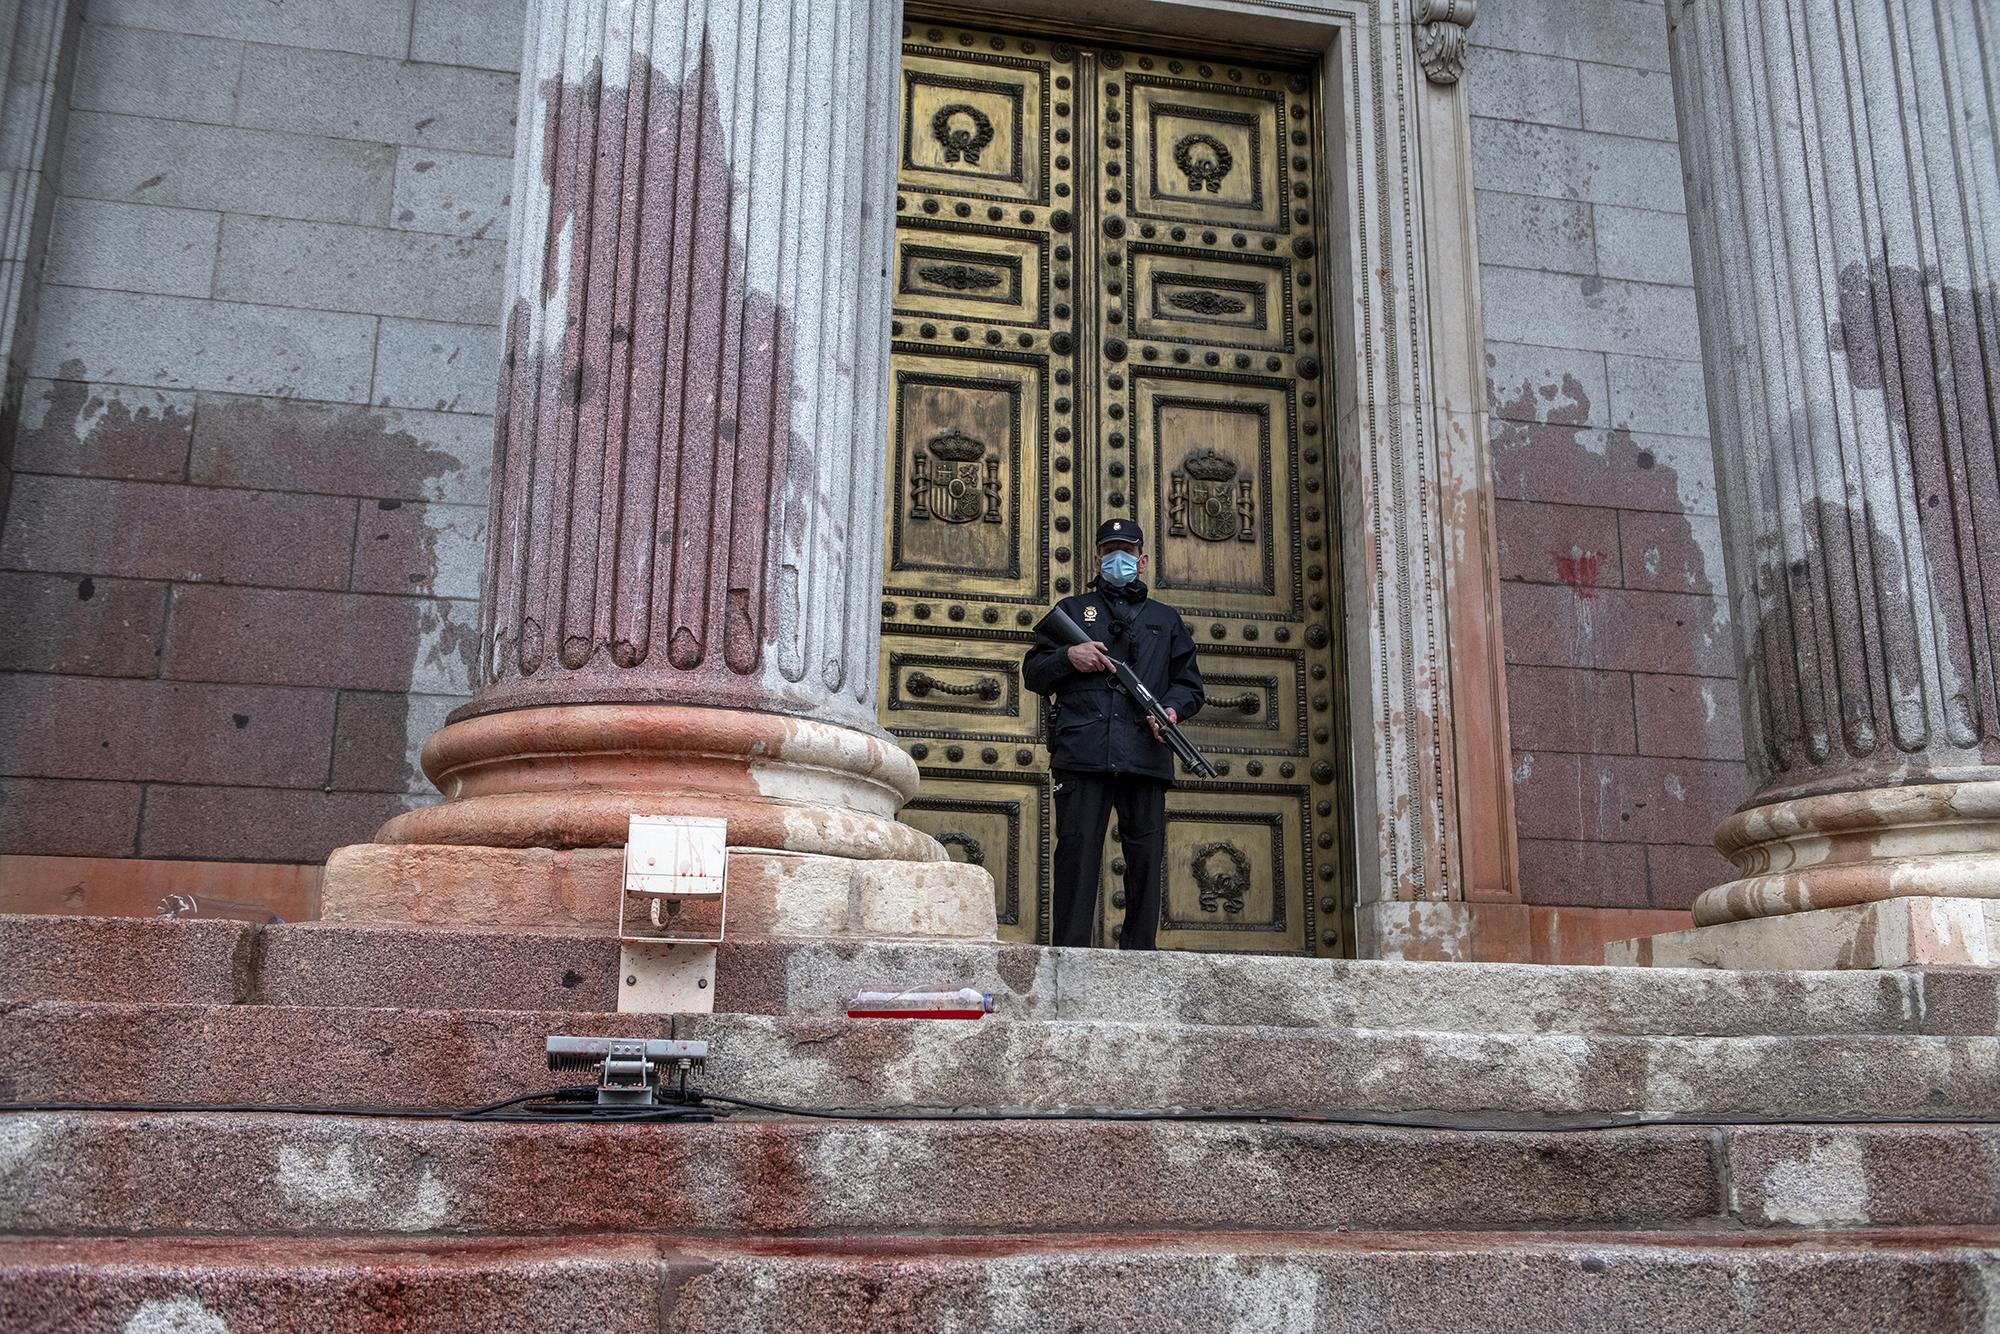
[1050,768,1168,949]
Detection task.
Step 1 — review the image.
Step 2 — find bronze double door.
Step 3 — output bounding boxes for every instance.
[877,17,1349,955]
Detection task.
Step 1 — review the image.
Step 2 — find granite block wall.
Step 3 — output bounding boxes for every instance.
[0,0,520,862]
[1470,0,1749,910]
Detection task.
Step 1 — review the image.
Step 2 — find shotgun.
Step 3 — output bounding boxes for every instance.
[1044,605,1218,779]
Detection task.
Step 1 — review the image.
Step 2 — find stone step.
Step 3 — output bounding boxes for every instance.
[6,999,1999,1118]
[2,1230,1995,1333]
[10,913,1996,1037]
[0,1001,672,1110]
[685,1012,2000,1119]
[3,1111,1995,1240]
[0,1234,653,1334]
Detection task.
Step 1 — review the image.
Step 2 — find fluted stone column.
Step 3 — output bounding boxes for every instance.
[1654,0,2000,964]
[0,0,81,515]
[326,0,995,941]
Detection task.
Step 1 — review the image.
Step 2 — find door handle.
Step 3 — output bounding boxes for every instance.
[907,670,1003,701]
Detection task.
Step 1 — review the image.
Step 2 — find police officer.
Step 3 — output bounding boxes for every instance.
[1024,519,1204,949]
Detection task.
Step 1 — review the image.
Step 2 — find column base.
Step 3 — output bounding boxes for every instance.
[321,843,998,941]
[376,703,942,863]
[1697,779,2000,925]
[1606,895,2000,970]
[330,704,1001,943]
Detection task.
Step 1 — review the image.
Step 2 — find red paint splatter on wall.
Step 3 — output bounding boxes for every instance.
[1553,549,1605,597]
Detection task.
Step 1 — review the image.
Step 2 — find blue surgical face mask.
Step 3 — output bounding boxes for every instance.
[1099,550,1139,586]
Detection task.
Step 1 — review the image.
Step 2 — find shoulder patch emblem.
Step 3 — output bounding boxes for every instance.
[1083,605,1098,622]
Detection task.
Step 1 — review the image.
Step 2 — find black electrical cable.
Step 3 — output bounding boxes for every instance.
[681,1092,2000,1133]
[0,1100,471,1120]
[5,1094,2000,1134]
[0,1090,718,1124]
[460,1086,598,1116]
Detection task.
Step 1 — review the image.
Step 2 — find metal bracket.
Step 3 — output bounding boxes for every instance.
[618,940,719,1013]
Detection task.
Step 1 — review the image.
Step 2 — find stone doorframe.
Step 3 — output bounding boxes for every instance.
[929,0,1517,944]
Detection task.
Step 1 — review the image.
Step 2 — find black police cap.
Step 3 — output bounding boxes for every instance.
[1095,518,1144,549]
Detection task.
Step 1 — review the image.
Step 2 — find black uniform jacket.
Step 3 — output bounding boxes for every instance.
[1023,579,1205,782]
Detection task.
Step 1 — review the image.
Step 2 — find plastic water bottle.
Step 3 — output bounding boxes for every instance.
[156,893,284,924]
[846,986,996,1019]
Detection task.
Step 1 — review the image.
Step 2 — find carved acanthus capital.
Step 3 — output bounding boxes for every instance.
[1413,0,1477,84]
